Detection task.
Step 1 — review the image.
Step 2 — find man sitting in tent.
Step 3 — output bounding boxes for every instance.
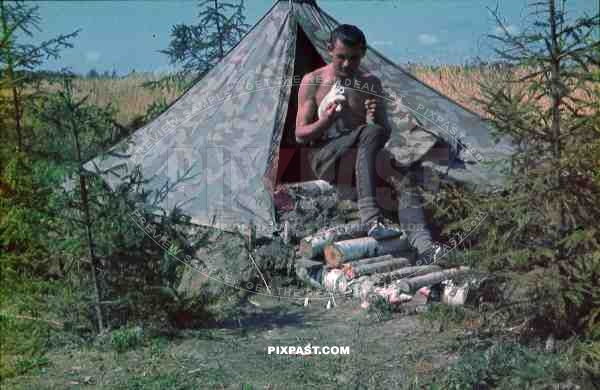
[295,24,438,264]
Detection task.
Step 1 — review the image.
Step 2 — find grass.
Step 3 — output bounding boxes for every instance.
[14,356,50,376]
[0,275,89,380]
[413,64,596,117]
[0,300,463,389]
[410,64,489,116]
[1,271,595,389]
[420,302,471,326]
[39,73,183,125]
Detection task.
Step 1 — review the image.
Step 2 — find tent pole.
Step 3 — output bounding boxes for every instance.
[246,222,256,251]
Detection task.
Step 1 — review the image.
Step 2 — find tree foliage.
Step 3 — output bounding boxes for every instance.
[435,0,600,337]
[146,0,249,91]
[0,0,78,150]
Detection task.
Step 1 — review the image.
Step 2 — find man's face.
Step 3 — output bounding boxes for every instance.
[328,39,364,78]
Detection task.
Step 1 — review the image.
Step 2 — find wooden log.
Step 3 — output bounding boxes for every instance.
[299,223,368,259]
[283,180,334,197]
[344,257,411,279]
[372,265,442,284]
[395,267,470,293]
[324,236,409,267]
[344,254,394,268]
[296,257,324,268]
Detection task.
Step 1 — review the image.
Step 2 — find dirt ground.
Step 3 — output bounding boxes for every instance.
[4,292,462,389]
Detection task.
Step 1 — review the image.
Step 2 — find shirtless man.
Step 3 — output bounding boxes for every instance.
[295,24,438,264]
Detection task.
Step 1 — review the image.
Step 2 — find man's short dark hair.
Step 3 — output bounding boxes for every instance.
[329,24,366,51]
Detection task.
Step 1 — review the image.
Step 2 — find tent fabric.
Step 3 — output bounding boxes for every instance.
[86,1,296,236]
[85,0,515,238]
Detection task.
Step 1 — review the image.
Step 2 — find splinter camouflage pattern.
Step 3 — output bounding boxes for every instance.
[85,0,515,238]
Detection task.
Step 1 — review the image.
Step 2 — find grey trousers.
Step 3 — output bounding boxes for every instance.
[309,123,433,255]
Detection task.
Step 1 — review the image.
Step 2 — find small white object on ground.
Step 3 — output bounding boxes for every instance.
[442,281,470,306]
[323,268,348,293]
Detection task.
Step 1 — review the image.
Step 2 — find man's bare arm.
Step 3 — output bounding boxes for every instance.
[295,74,336,143]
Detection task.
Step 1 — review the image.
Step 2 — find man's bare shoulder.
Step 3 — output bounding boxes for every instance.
[301,67,335,87]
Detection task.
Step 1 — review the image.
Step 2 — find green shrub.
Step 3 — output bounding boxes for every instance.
[110,326,144,352]
[432,341,580,389]
[572,339,600,381]
[0,147,66,278]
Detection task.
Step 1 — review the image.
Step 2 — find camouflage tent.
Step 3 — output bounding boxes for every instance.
[85,0,515,238]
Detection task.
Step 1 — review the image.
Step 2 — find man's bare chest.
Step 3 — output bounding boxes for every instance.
[315,78,376,114]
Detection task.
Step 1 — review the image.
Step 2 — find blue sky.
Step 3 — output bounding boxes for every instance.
[33,0,598,75]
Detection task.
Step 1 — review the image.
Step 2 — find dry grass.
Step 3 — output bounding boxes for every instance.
[412,64,597,118]
[74,75,180,123]
[40,74,183,125]
[411,64,489,116]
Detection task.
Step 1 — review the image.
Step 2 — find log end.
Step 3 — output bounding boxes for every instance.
[324,244,342,268]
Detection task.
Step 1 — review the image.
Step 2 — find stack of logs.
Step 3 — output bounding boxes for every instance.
[297,222,470,306]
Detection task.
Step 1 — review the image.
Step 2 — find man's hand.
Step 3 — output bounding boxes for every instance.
[322,100,343,124]
[365,98,377,124]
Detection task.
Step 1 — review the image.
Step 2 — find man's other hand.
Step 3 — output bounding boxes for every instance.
[365,98,377,124]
